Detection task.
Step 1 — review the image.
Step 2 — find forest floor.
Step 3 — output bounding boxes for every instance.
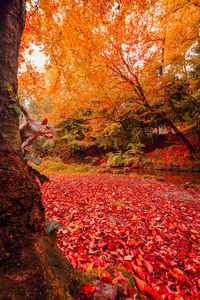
[41,173,200,300]
[145,131,200,173]
[34,130,200,177]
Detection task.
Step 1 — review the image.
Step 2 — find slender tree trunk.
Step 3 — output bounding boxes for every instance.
[156,36,195,151]
[136,86,196,154]
[125,71,196,155]
[108,57,196,155]
[163,117,196,154]
[131,74,196,155]
[159,37,165,76]
[151,112,195,155]
[0,1,85,298]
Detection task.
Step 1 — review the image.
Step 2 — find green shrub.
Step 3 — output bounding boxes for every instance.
[143,174,152,179]
[153,154,163,161]
[112,169,127,174]
[107,152,124,167]
[97,168,104,173]
[33,138,55,153]
[85,156,99,165]
[106,143,145,168]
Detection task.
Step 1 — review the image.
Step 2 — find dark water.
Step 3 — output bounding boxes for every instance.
[134,169,200,186]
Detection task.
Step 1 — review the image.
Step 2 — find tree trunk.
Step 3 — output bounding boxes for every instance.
[0,0,25,153]
[0,1,85,298]
[153,113,195,155]
[131,74,196,155]
[108,64,196,155]
[164,117,196,154]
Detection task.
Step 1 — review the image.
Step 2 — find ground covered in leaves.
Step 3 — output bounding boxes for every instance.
[41,174,200,299]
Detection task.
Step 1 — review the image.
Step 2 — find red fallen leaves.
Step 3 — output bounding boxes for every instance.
[147,134,199,171]
[97,269,128,285]
[98,271,113,284]
[41,174,200,299]
[143,259,154,274]
[79,269,130,299]
[78,282,95,299]
[113,269,127,285]
[134,265,146,281]
[133,275,163,300]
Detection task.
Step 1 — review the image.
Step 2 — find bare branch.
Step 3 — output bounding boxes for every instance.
[29,0,40,17]
[106,81,127,94]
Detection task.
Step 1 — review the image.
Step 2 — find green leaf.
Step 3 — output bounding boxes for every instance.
[8,95,21,115]
[7,85,13,93]
[49,229,58,243]
[23,151,42,165]
[31,157,42,165]
[23,153,32,161]
[31,167,50,184]
[24,149,30,156]
[45,220,65,233]
[9,102,21,115]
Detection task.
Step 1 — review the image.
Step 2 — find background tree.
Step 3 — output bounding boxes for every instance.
[189,36,200,140]
[18,0,199,156]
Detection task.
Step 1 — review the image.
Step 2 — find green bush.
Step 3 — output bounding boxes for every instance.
[33,138,55,153]
[97,168,104,173]
[106,143,145,168]
[85,156,99,165]
[153,154,163,161]
[112,169,127,174]
[143,174,153,179]
[107,151,124,167]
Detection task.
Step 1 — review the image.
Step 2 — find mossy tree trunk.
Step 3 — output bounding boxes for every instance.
[0,1,84,299]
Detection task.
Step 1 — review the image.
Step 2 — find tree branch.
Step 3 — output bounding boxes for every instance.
[29,0,40,17]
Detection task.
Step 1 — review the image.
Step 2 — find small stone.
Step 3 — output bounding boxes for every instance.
[92,281,118,300]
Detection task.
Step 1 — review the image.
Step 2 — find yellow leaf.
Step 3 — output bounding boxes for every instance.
[86,262,94,271]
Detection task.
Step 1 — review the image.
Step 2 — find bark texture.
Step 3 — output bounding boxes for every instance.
[0,1,85,298]
[0,151,85,299]
[0,0,25,152]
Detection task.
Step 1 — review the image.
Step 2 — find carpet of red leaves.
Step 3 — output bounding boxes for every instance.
[41,174,200,299]
[147,135,200,170]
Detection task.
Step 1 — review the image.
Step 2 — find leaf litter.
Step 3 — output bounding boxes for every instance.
[41,174,200,299]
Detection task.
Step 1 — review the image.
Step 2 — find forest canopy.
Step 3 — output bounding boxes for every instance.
[18,0,200,156]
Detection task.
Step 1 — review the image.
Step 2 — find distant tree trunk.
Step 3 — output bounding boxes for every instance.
[159,36,165,76]
[163,117,195,154]
[0,1,84,298]
[131,73,196,155]
[108,65,196,155]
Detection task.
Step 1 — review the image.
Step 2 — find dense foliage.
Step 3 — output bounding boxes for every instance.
[18,0,200,158]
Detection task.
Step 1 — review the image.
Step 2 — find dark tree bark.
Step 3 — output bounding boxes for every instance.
[0,0,25,152]
[0,1,85,299]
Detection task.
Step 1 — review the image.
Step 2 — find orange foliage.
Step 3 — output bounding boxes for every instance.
[18,0,200,127]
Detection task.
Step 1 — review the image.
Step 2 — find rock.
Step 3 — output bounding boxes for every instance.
[91,280,118,300]
[91,281,131,300]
